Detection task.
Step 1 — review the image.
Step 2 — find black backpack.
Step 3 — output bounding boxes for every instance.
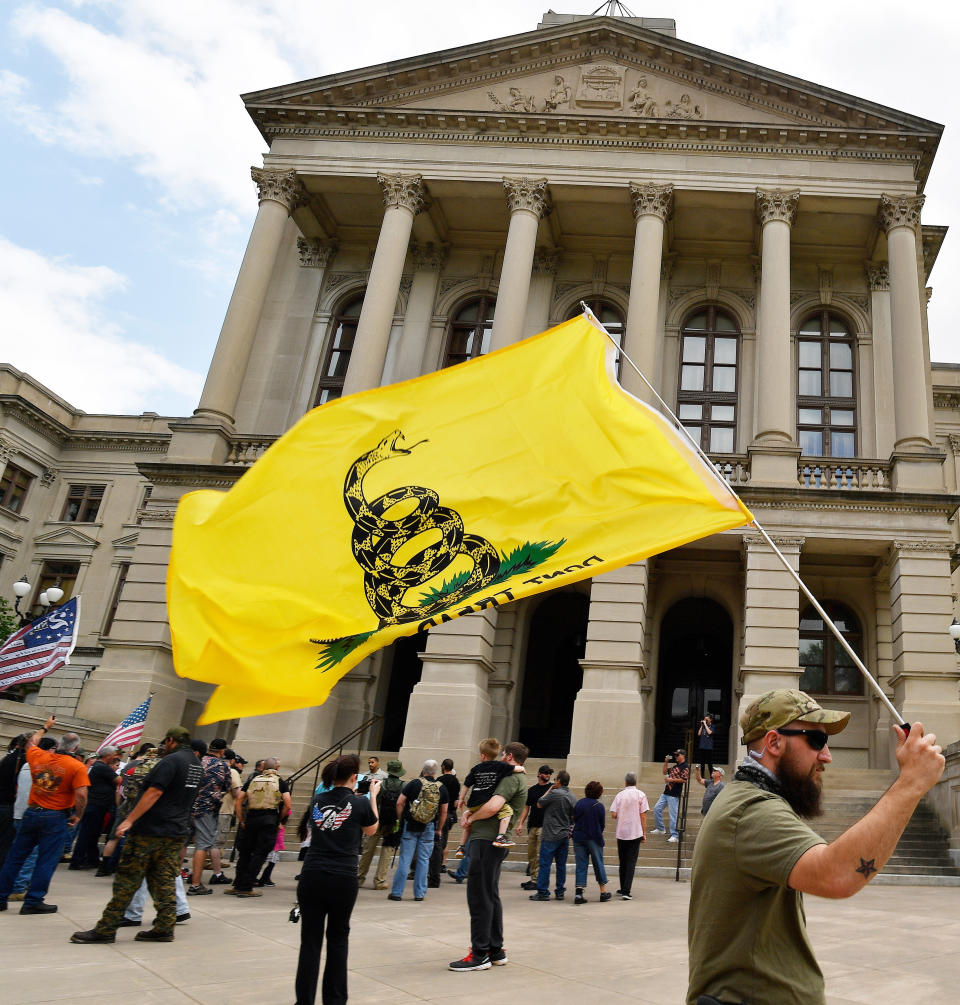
[377,776,404,832]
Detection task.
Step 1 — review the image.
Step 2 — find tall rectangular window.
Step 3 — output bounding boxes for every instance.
[102,562,130,636]
[0,463,34,514]
[677,308,740,454]
[61,484,105,522]
[797,312,857,458]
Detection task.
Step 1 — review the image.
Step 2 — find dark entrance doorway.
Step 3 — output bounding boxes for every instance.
[654,598,733,762]
[379,631,427,750]
[518,593,588,758]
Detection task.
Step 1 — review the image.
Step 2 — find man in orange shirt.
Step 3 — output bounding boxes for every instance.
[0,715,89,915]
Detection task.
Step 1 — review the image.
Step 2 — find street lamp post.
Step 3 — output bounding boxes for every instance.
[950,618,960,655]
[11,575,64,627]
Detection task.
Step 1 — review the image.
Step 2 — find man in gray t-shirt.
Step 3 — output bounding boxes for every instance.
[695,766,725,815]
[530,770,576,901]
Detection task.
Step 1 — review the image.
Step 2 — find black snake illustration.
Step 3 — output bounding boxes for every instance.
[344,430,501,627]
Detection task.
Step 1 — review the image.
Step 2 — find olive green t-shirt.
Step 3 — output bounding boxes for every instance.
[470,770,526,842]
[687,777,827,1005]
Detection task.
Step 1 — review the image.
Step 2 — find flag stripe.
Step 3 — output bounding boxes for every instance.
[97,696,152,753]
[0,598,80,692]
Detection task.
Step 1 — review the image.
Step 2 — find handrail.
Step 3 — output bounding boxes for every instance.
[285,713,383,795]
[675,728,694,881]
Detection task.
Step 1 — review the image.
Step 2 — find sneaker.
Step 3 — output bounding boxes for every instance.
[520,881,538,890]
[554,892,565,900]
[117,918,142,928]
[187,884,212,896]
[489,947,508,966]
[387,894,402,901]
[528,892,550,901]
[491,834,515,848]
[135,928,174,942]
[599,891,612,902]
[667,835,679,843]
[176,913,191,924]
[449,949,492,972]
[373,883,388,891]
[455,844,466,858]
[620,892,633,901]
[21,902,57,914]
[70,929,115,944]
[649,828,666,835]
[254,879,276,888]
[180,868,190,879]
[207,873,230,886]
[574,892,586,905]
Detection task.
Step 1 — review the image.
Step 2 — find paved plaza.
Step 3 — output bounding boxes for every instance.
[3,861,959,1003]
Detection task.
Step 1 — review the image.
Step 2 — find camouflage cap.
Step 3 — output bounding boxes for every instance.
[740,689,850,744]
[386,759,405,776]
[163,725,191,743]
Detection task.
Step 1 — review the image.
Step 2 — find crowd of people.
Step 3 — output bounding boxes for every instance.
[0,685,948,1005]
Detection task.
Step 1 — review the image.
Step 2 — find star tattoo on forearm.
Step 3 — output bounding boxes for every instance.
[855,857,878,877]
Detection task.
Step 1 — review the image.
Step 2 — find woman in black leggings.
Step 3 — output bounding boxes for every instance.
[295,755,379,1005]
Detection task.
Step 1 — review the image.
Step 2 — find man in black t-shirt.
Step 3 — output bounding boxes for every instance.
[71,726,202,944]
[70,746,120,870]
[0,734,28,867]
[517,765,553,890]
[428,759,461,887]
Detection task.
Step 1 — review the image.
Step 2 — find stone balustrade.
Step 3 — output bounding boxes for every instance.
[226,435,279,465]
[798,458,891,490]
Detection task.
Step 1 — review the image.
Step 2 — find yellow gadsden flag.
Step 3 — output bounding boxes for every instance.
[169,314,753,723]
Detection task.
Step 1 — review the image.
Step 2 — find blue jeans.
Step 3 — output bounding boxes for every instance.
[536,837,568,895]
[454,839,470,880]
[0,806,69,905]
[124,874,190,921]
[574,839,608,888]
[10,820,38,893]
[390,826,434,899]
[653,793,679,838]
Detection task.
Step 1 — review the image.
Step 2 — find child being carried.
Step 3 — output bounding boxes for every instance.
[455,737,526,855]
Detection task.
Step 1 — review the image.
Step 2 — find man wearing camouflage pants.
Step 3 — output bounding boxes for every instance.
[70,726,202,944]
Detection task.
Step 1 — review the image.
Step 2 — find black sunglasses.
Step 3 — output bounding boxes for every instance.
[776,728,829,751]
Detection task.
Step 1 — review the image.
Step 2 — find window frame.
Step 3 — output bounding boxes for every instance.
[442,294,497,368]
[799,601,864,697]
[30,560,80,614]
[314,292,365,406]
[102,561,130,636]
[796,310,858,459]
[566,298,626,377]
[61,484,105,523]
[0,462,34,514]
[676,306,741,455]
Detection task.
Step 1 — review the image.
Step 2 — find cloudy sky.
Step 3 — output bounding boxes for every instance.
[0,0,955,416]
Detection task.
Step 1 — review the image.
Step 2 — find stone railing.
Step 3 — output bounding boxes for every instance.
[797,458,891,491]
[709,453,750,486]
[928,740,960,867]
[226,435,279,465]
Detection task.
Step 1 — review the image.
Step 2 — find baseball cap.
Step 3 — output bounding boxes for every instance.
[209,738,228,750]
[538,765,553,775]
[673,749,686,758]
[164,726,191,744]
[740,689,850,744]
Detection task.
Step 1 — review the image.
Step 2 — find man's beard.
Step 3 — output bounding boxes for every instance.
[778,750,823,818]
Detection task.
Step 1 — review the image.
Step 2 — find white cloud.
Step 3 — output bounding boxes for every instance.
[0,235,203,413]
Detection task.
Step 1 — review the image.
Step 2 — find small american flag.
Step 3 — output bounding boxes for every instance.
[0,596,80,692]
[97,695,153,754]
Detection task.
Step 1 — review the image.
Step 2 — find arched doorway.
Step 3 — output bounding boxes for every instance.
[379,631,427,750]
[517,593,588,758]
[654,598,733,761]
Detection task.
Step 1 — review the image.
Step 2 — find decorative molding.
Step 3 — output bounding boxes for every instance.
[503,176,551,218]
[925,286,933,304]
[705,260,721,301]
[865,263,890,291]
[818,266,833,306]
[439,277,470,298]
[846,294,869,311]
[136,508,177,524]
[0,442,14,463]
[396,276,413,314]
[410,241,448,272]
[667,285,696,307]
[891,539,953,555]
[660,254,676,282]
[948,434,960,454]
[629,181,673,222]
[576,63,624,109]
[756,188,799,227]
[296,238,337,269]
[488,73,572,114]
[532,246,561,275]
[376,172,427,215]
[250,167,307,213]
[730,288,756,310]
[324,271,365,294]
[878,193,924,234]
[742,532,805,551]
[933,392,960,409]
[40,468,57,488]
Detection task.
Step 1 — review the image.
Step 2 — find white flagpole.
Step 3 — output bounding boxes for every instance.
[579,304,909,730]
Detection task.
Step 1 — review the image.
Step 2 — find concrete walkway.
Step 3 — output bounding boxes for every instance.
[3,861,959,1003]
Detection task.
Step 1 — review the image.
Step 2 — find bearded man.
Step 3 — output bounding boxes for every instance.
[687,689,944,1005]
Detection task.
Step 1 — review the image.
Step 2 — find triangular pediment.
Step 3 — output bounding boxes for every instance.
[111,531,139,552]
[33,526,99,550]
[244,15,941,137]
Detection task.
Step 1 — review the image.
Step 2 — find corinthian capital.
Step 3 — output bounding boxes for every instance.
[297,238,338,269]
[377,172,427,214]
[410,241,448,271]
[532,246,561,275]
[756,189,799,227]
[878,193,924,234]
[503,176,552,218]
[629,182,674,222]
[251,167,307,213]
[865,263,889,291]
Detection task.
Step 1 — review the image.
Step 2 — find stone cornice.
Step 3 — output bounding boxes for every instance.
[503,176,551,217]
[630,181,673,221]
[377,171,427,214]
[890,538,954,554]
[756,188,799,227]
[136,462,245,491]
[743,488,960,518]
[878,193,924,234]
[250,166,308,213]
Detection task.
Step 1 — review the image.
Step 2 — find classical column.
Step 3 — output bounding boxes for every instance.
[195,168,307,425]
[888,541,960,745]
[489,177,551,351]
[866,264,896,457]
[623,183,673,401]
[878,195,931,451]
[566,563,648,781]
[522,246,560,337]
[391,241,447,383]
[753,189,798,445]
[341,173,426,396]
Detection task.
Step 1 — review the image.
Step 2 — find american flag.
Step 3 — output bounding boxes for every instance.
[0,596,80,692]
[97,695,153,754]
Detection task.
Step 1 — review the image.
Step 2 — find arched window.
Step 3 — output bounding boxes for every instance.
[677,307,740,453]
[314,294,364,406]
[797,311,856,458]
[567,298,625,377]
[443,295,496,368]
[799,602,863,696]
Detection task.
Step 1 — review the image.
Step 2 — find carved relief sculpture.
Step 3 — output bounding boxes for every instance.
[503,176,552,218]
[410,241,449,272]
[532,246,561,275]
[250,167,308,213]
[377,172,427,215]
[575,64,624,109]
[665,93,703,119]
[297,238,338,269]
[629,182,674,222]
[877,193,924,233]
[628,78,658,117]
[865,263,890,291]
[488,86,537,113]
[756,188,800,227]
[544,75,572,112]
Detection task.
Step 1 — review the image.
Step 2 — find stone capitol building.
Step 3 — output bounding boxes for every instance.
[2,11,960,823]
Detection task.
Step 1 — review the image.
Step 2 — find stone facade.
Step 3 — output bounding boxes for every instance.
[2,14,958,779]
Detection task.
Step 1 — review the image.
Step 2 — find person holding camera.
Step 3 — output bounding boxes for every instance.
[650,749,688,843]
[697,714,715,777]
